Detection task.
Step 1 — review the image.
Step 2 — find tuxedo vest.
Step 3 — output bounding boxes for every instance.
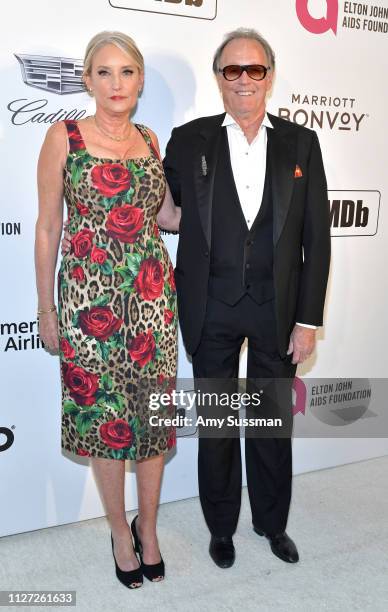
[208,128,275,306]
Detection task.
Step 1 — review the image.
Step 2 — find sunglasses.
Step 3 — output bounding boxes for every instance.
[218,64,270,82]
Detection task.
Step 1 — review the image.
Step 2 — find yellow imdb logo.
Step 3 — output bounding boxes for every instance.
[109,0,217,20]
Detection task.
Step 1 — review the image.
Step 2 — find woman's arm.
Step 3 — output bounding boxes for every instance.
[157,183,181,232]
[147,128,181,232]
[35,122,67,351]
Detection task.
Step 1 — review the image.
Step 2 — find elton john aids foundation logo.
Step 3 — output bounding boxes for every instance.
[296,1,388,34]
[292,378,372,428]
[292,377,307,416]
[296,0,339,34]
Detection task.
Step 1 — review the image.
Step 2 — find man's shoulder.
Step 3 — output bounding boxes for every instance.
[268,112,316,140]
[172,113,225,135]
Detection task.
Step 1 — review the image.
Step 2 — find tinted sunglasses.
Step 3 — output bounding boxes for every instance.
[218,64,270,81]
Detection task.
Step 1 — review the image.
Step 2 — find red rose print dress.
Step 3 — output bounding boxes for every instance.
[58,121,177,460]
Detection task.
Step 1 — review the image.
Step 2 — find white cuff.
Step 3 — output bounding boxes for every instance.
[296,322,318,330]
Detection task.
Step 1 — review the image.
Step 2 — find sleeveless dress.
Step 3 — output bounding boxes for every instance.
[58,120,177,460]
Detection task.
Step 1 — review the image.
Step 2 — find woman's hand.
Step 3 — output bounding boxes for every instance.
[61,223,72,255]
[38,311,59,352]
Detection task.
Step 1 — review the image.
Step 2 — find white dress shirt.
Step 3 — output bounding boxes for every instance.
[222,112,317,330]
[222,112,272,231]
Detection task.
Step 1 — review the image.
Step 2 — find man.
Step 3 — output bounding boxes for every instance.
[163,28,330,568]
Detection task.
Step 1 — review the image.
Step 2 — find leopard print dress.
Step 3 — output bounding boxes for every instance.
[58,120,177,460]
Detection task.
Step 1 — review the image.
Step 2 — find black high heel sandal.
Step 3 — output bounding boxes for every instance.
[111,532,143,589]
[131,515,165,582]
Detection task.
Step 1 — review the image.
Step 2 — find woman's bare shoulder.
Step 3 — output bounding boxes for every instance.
[39,121,69,165]
[42,121,70,151]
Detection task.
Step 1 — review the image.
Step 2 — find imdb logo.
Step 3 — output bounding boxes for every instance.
[109,0,217,20]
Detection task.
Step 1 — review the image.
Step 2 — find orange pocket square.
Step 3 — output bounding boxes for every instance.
[294,165,303,178]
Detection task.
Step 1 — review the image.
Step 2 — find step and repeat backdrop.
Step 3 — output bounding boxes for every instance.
[1,0,388,536]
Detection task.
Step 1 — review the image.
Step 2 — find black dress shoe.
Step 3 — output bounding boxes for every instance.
[209,536,235,568]
[111,533,143,589]
[253,527,299,563]
[131,516,165,582]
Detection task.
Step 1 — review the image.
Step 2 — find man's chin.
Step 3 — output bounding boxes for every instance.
[229,106,264,121]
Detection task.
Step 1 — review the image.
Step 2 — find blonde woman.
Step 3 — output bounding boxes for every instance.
[35,31,180,589]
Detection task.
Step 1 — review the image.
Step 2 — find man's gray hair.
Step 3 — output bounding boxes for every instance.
[212,28,275,74]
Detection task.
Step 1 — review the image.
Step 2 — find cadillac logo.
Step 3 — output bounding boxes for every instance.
[15,54,85,94]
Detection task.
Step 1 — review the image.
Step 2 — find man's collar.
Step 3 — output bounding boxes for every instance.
[222,112,273,130]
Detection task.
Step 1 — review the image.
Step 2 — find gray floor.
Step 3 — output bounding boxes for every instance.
[1,456,388,612]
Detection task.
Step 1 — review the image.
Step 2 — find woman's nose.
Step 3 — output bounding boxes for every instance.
[111,75,121,90]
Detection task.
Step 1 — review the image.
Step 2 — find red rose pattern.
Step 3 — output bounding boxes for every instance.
[128,330,156,368]
[79,306,123,341]
[77,448,90,457]
[71,228,94,258]
[99,419,133,449]
[168,263,176,292]
[90,245,107,265]
[70,265,85,282]
[91,163,132,198]
[76,201,89,216]
[106,205,144,243]
[60,337,76,360]
[134,257,164,301]
[62,362,99,406]
[67,123,85,151]
[164,308,174,326]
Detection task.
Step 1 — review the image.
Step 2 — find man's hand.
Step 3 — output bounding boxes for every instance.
[287,324,316,364]
[61,222,71,255]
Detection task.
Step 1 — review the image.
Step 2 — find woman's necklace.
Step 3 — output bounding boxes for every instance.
[93,114,131,142]
[92,115,136,164]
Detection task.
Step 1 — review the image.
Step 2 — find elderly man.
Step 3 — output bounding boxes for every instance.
[163,28,330,568]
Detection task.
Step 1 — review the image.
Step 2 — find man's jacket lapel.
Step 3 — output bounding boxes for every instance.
[267,113,297,246]
[194,113,225,249]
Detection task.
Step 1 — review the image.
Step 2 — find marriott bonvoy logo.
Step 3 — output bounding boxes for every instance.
[109,0,217,20]
[278,93,367,132]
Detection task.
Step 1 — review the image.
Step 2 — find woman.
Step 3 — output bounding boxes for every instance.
[35,31,181,589]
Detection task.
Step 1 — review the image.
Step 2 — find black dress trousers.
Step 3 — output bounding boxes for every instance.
[192,294,297,537]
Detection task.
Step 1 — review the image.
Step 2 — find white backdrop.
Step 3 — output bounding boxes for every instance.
[1,0,388,536]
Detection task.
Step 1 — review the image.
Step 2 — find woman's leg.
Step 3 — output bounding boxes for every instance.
[136,454,164,571]
[91,457,141,576]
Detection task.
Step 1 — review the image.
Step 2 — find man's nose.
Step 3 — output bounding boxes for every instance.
[238,69,251,83]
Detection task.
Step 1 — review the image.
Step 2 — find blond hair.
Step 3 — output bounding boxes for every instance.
[83,31,144,78]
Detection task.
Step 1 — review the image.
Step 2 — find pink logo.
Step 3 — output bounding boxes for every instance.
[296,0,338,35]
[292,377,307,416]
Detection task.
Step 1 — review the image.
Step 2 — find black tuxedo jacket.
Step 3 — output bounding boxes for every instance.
[163,112,331,356]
